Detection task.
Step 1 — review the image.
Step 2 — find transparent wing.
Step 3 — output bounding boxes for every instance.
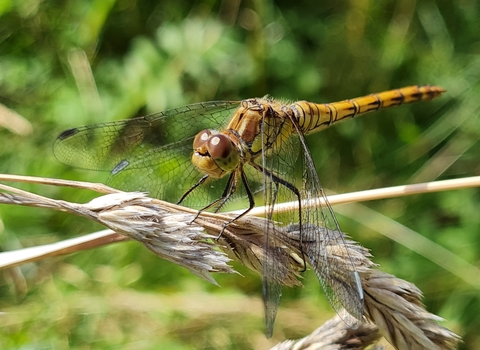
[258,109,302,337]
[53,101,241,204]
[258,104,364,337]
[297,128,364,322]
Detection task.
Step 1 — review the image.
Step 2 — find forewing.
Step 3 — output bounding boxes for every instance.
[53,101,241,203]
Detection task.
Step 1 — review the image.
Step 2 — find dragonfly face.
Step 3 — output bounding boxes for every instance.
[192,129,240,178]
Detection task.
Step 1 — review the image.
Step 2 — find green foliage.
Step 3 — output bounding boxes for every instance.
[1,0,479,348]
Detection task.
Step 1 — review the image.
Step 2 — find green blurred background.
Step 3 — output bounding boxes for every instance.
[1,0,479,349]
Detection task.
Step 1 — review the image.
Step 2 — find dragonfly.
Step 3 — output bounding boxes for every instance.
[54,85,445,337]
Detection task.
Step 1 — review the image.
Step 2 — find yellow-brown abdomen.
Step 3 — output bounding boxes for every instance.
[292,85,445,135]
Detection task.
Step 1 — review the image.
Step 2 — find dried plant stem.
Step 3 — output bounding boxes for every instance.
[232,176,480,217]
[0,173,121,193]
[0,229,126,269]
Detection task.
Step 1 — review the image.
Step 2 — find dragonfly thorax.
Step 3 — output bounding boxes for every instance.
[192,129,240,178]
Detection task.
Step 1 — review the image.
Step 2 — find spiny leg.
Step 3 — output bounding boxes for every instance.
[179,169,255,238]
[213,169,256,238]
[217,169,256,224]
[189,172,237,224]
[177,174,209,205]
[177,172,237,226]
[198,172,237,214]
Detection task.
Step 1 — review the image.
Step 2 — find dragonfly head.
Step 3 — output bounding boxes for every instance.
[192,129,240,178]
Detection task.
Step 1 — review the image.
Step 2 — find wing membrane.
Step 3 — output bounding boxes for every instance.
[53,101,241,203]
[259,108,302,337]
[259,102,364,336]
[297,128,364,322]
[53,101,240,171]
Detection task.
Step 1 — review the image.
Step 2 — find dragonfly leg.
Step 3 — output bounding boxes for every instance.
[250,162,307,272]
[187,170,254,239]
[205,172,236,211]
[177,173,237,228]
[177,174,210,205]
[249,163,301,206]
[190,172,237,225]
[214,168,255,239]
[213,173,239,214]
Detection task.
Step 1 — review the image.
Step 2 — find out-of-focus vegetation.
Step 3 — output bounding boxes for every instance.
[1,0,479,349]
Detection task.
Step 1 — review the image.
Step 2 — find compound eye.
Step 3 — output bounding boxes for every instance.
[207,134,232,160]
[193,129,212,149]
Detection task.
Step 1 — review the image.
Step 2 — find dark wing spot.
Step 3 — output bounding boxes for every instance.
[111,159,130,175]
[57,128,79,140]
